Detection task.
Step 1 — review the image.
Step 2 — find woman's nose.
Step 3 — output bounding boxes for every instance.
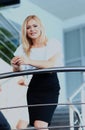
[30,26,34,31]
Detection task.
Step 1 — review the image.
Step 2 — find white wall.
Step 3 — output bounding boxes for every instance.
[63,14,85,29]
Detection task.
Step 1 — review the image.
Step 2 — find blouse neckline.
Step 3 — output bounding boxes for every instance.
[31,45,47,50]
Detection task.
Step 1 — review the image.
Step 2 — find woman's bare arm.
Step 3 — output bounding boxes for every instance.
[29,54,57,68]
[17,53,57,69]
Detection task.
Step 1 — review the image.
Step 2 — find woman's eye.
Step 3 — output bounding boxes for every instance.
[26,25,38,30]
[27,26,30,29]
[34,25,38,27]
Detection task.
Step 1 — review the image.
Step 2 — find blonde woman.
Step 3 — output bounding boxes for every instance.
[11,15,61,130]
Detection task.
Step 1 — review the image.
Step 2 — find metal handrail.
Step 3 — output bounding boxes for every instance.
[69,83,85,130]
[0,13,20,34]
[0,66,85,79]
[0,50,11,62]
[0,40,14,54]
[0,30,17,48]
[69,83,85,101]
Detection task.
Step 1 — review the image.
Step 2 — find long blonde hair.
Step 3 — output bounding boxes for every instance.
[21,15,48,56]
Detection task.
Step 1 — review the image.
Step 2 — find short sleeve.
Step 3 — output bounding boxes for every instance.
[46,39,63,67]
[14,45,24,56]
[46,39,61,59]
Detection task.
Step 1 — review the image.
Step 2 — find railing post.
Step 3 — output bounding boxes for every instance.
[69,101,74,130]
[81,87,85,130]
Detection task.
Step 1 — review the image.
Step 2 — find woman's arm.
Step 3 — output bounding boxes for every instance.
[29,54,57,68]
[17,54,57,69]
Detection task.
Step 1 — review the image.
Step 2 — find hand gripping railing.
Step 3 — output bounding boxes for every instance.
[0,66,85,130]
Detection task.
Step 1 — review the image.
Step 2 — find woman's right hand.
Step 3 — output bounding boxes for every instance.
[11,56,20,71]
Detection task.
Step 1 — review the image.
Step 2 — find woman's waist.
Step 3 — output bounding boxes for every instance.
[33,72,58,79]
[29,73,60,90]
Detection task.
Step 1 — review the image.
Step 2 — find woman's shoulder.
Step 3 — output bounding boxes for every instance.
[14,44,23,51]
[48,38,58,42]
[47,38,61,47]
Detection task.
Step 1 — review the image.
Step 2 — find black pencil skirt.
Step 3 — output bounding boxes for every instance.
[27,72,60,126]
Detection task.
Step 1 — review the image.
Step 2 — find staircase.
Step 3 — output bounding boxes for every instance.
[0,13,21,64]
[0,13,20,45]
[51,105,70,130]
[51,104,82,130]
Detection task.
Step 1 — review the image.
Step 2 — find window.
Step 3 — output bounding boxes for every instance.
[64,26,85,98]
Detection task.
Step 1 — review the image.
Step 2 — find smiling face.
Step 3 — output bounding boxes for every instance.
[26,19,41,40]
[22,15,47,54]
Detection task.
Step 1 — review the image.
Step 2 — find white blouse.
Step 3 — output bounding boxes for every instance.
[14,39,62,70]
